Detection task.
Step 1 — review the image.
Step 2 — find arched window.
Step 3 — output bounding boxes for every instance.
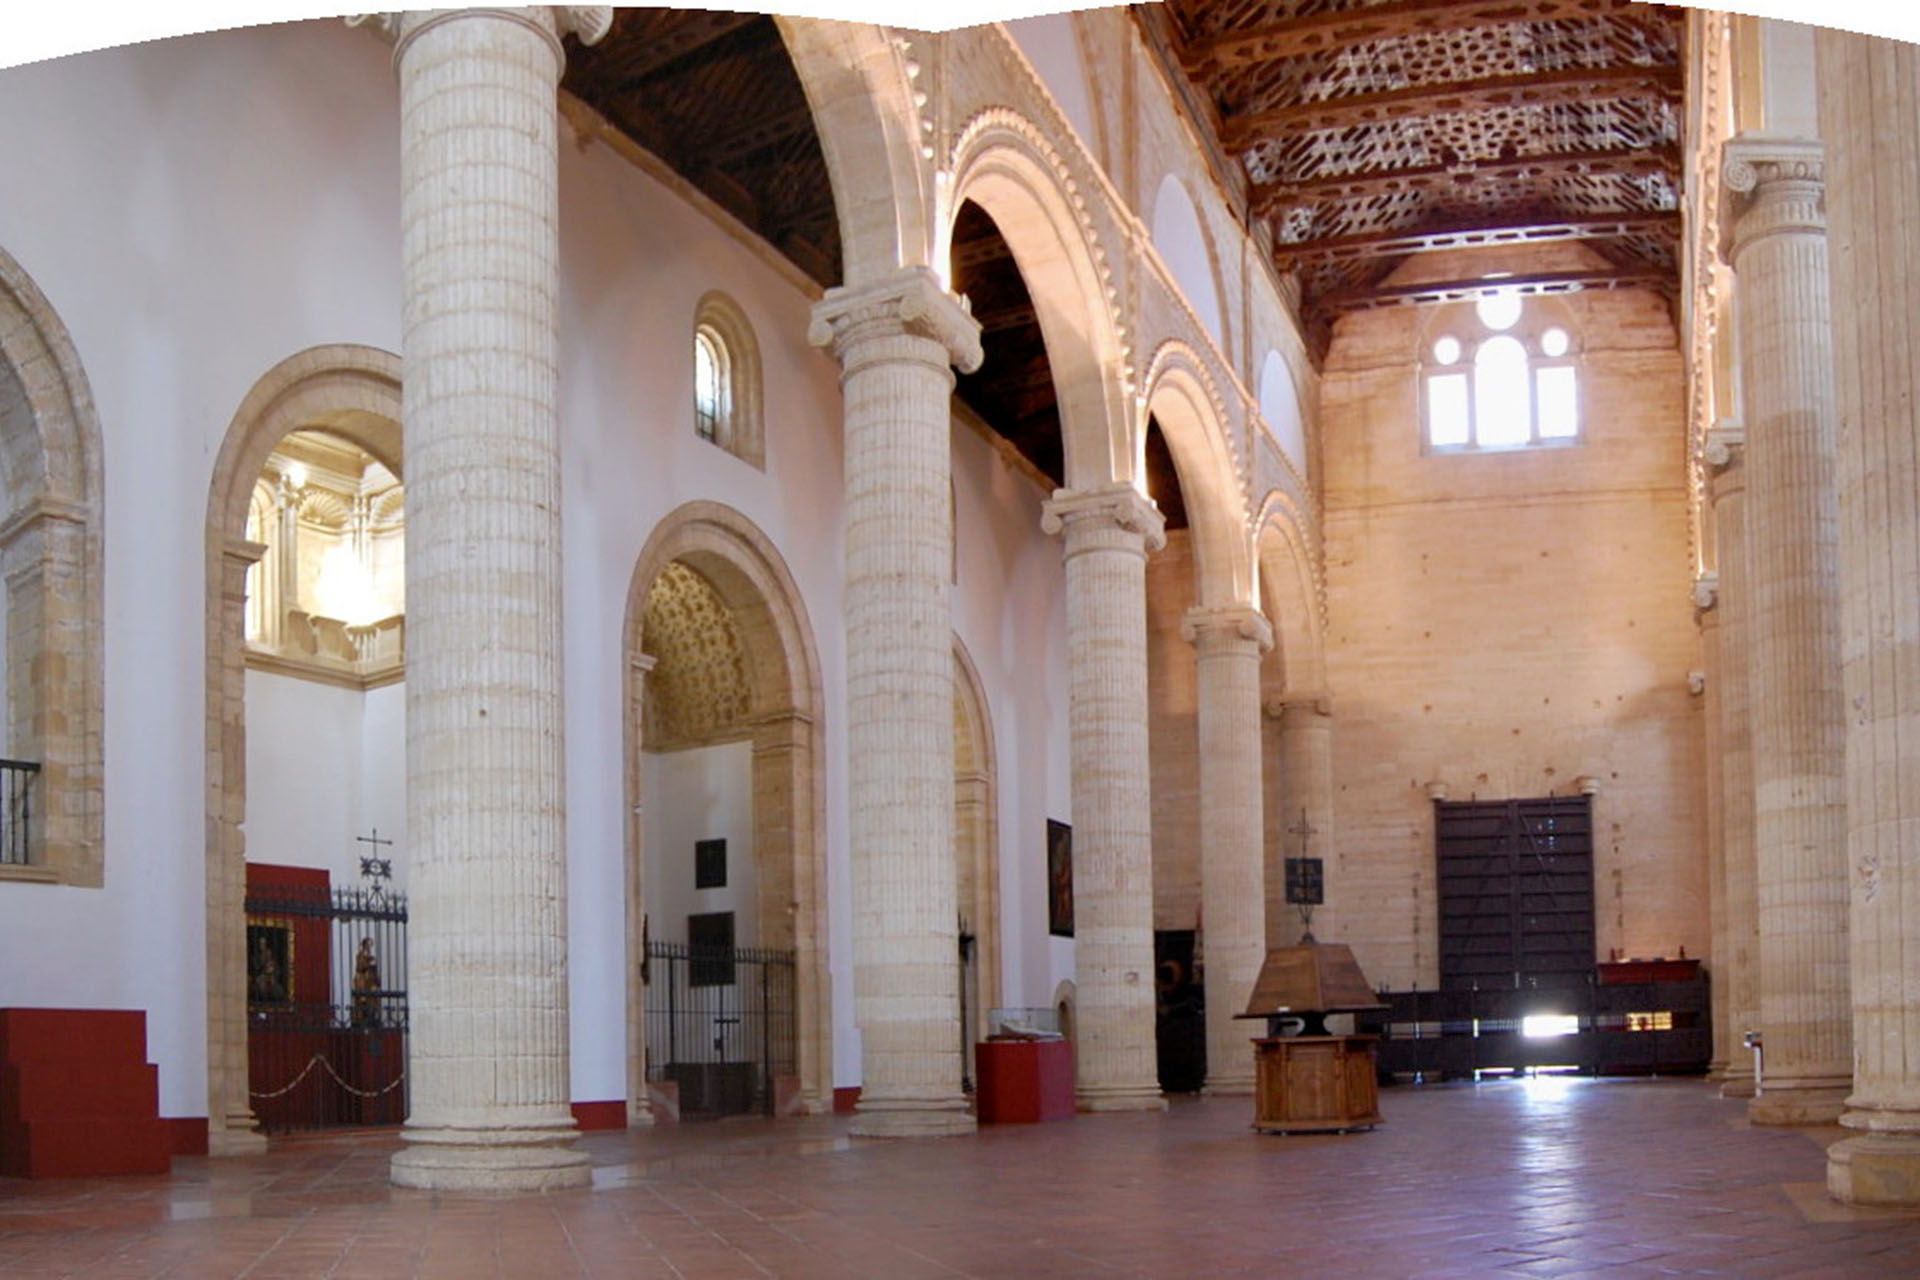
[691,293,763,469]
[1422,290,1582,452]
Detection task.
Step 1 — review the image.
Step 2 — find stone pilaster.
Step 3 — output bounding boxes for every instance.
[1694,573,1729,1081]
[1722,136,1851,1126]
[206,538,269,1156]
[810,267,981,1138]
[1042,484,1168,1112]
[1818,28,1920,1205]
[1270,694,1335,951]
[1707,426,1759,1098]
[1181,604,1272,1095]
[387,5,611,1192]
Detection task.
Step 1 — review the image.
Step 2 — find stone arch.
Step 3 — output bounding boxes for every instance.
[950,111,1131,490]
[1141,340,1253,609]
[0,247,105,889]
[951,634,1000,1072]
[1254,491,1326,696]
[776,19,933,284]
[202,343,403,1153]
[624,501,829,1118]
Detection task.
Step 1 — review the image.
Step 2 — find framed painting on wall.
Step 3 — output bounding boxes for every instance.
[1047,818,1073,938]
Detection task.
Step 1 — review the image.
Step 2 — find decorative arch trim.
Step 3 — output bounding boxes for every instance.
[0,247,105,888]
[951,108,1132,490]
[1140,338,1253,609]
[623,500,831,1118]
[202,344,403,1153]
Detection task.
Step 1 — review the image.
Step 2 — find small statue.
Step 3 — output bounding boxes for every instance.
[351,937,381,1028]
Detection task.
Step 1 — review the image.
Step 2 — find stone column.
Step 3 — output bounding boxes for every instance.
[1723,136,1851,1125]
[1182,605,1272,1094]
[1041,484,1167,1112]
[1271,695,1335,950]
[387,4,611,1192]
[1819,28,1920,1205]
[1706,425,1758,1098]
[809,267,981,1138]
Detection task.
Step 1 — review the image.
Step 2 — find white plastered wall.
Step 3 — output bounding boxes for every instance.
[0,18,1076,1115]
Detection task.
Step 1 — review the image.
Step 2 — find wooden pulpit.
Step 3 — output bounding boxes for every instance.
[1236,943,1386,1134]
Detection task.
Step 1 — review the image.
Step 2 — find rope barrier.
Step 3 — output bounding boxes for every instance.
[249,1053,406,1100]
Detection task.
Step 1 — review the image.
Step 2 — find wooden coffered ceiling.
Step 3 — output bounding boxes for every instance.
[1140,0,1686,352]
[561,10,842,287]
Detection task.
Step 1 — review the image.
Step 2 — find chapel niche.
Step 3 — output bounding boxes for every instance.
[245,429,405,688]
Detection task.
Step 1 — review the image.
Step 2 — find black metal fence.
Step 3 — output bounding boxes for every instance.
[645,941,795,1118]
[244,883,409,1132]
[0,758,39,866]
[1365,974,1710,1081]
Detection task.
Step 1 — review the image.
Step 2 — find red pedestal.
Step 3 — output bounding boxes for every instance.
[0,1009,170,1178]
[975,1039,1075,1123]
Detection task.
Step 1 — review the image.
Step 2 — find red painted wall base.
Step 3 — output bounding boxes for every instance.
[833,1086,861,1114]
[571,1100,627,1131]
[1,1009,171,1178]
[165,1117,209,1156]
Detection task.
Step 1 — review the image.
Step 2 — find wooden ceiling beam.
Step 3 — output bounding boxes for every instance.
[703,106,818,168]
[590,11,762,88]
[1277,210,1680,266]
[1182,0,1647,73]
[1220,64,1681,148]
[1316,267,1671,314]
[1253,146,1680,215]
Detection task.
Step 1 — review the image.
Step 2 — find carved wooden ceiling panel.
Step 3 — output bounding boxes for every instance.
[1149,0,1686,352]
[562,10,842,288]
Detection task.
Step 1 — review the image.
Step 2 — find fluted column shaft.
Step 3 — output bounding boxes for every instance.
[1042,484,1168,1111]
[1696,575,1727,1079]
[1272,696,1335,950]
[1819,29,1920,1205]
[1183,605,1272,1094]
[810,268,981,1138]
[389,5,609,1192]
[1709,429,1759,1097]
[1724,137,1851,1125]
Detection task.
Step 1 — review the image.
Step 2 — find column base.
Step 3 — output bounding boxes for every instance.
[847,1097,976,1138]
[1749,1084,1849,1126]
[206,1124,268,1158]
[1076,1083,1168,1113]
[1719,1075,1758,1100]
[1828,1133,1920,1205]
[1201,1075,1255,1098]
[391,1123,590,1192]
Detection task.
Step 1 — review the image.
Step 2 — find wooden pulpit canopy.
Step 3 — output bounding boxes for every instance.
[1236,943,1386,1019]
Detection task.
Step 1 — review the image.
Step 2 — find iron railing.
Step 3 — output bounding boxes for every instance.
[0,758,39,866]
[645,941,795,1118]
[244,883,408,1132]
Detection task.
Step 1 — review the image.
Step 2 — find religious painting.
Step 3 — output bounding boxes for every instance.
[1047,818,1073,938]
[695,837,727,889]
[688,910,736,987]
[246,920,293,1006]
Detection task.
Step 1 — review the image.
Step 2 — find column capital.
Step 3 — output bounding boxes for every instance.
[1265,692,1333,721]
[1721,135,1825,263]
[1180,604,1273,654]
[808,268,983,374]
[356,7,612,57]
[1704,419,1745,471]
[1041,483,1166,555]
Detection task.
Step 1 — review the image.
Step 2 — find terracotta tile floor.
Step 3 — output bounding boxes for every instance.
[6,1077,1920,1278]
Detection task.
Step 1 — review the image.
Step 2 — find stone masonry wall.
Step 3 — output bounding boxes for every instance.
[1319,248,1706,991]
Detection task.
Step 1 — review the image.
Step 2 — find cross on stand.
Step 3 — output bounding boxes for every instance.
[356,828,394,892]
[1284,808,1323,944]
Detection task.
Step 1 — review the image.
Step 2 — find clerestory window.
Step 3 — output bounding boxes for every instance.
[1423,291,1581,452]
[691,293,765,469]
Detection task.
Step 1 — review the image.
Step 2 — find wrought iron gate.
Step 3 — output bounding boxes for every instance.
[645,941,795,1118]
[244,882,408,1132]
